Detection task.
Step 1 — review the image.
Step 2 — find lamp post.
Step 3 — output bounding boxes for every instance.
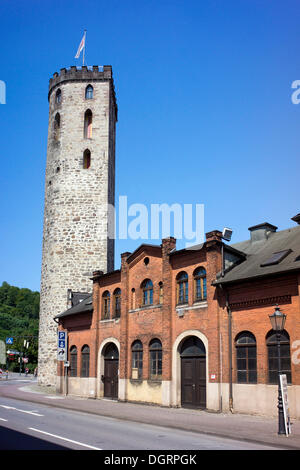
[269,305,287,435]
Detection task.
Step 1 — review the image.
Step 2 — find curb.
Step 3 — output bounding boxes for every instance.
[1,385,298,450]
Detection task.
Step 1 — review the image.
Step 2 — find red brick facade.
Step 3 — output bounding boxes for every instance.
[57,229,300,418]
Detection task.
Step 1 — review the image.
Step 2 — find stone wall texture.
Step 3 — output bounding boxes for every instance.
[38,66,117,386]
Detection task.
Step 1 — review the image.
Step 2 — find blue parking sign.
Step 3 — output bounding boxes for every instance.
[57,330,67,362]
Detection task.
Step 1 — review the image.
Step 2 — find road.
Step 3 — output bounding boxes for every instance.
[0,390,280,451]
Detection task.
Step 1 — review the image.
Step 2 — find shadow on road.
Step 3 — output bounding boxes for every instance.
[0,425,70,450]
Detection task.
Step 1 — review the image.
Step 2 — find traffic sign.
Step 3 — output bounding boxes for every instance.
[6,337,13,345]
[57,330,67,362]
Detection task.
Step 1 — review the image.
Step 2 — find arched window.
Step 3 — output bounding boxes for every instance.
[235,332,257,383]
[131,340,143,379]
[54,113,60,140]
[55,88,61,104]
[113,288,121,318]
[83,149,91,169]
[70,346,77,377]
[102,291,110,320]
[193,267,207,302]
[158,282,163,305]
[176,271,188,305]
[81,345,90,378]
[131,288,136,310]
[84,109,92,139]
[267,330,291,384]
[141,279,153,306]
[149,339,162,380]
[85,85,93,99]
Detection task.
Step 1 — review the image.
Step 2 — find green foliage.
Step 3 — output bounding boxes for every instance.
[0,282,39,370]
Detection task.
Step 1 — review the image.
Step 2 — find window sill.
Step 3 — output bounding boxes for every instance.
[147,379,162,385]
[176,302,208,312]
[130,379,143,384]
[129,304,162,313]
[193,299,207,305]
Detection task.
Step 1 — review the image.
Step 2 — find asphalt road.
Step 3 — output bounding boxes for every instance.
[0,393,280,451]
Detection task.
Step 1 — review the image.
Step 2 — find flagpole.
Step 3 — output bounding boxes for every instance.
[83,30,87,66]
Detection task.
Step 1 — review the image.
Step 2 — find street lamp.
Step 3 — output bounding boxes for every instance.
[269,305,287,435]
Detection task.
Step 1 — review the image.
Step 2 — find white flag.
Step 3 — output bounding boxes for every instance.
[75,31,86,59]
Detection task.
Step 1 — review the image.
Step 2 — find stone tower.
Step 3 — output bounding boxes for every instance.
[38,65,117,386]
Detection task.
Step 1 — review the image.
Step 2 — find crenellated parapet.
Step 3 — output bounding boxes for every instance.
[48,65,117,116]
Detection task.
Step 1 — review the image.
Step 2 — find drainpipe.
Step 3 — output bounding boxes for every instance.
[219,331,223,412]
[218,283,233,413]
[225,290,234,413]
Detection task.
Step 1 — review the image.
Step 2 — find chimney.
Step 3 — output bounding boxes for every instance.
[205,230,223,242]
[248,223,277,242]
[291,213,300,225]
[161,237,176,256]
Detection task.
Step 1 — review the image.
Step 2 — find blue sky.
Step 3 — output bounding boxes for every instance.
[0,0,300,292]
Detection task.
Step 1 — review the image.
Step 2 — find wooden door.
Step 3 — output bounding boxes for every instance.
[104,359,119,399]
[181,356,206,409]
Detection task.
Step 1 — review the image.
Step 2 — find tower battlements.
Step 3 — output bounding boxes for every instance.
[48,65,117,115]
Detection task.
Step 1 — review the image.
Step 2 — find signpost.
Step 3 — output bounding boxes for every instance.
[57,330,67,362]
[279,374,291,436]
[57,331,68,395]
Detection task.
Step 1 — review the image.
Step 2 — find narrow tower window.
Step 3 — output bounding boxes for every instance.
[55,89,61,104]
[85,85,93,99]
[83,149,91,169]
[84,109,92,139]
[54,113,60,140]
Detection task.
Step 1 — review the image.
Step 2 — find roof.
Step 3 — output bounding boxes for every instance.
[126,244,161,263]
[214,224,300,285]
[55,294,93,319]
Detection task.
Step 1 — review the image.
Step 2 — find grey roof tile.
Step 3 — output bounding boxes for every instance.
[215,225,300,284]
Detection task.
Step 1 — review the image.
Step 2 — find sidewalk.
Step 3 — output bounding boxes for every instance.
[1,378,300,450]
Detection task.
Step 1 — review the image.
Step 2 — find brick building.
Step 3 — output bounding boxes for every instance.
[55,215,300,419]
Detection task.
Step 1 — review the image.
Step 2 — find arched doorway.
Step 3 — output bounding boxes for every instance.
[180,336,206,409]
[103,343,119,399]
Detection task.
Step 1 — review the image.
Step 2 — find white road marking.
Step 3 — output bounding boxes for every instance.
[0,418,8,421]
[0,405,43,416]
[45,396,65,399]
[28,428,102,450]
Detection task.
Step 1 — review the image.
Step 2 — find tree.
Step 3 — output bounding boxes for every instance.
[0,282,39,371]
